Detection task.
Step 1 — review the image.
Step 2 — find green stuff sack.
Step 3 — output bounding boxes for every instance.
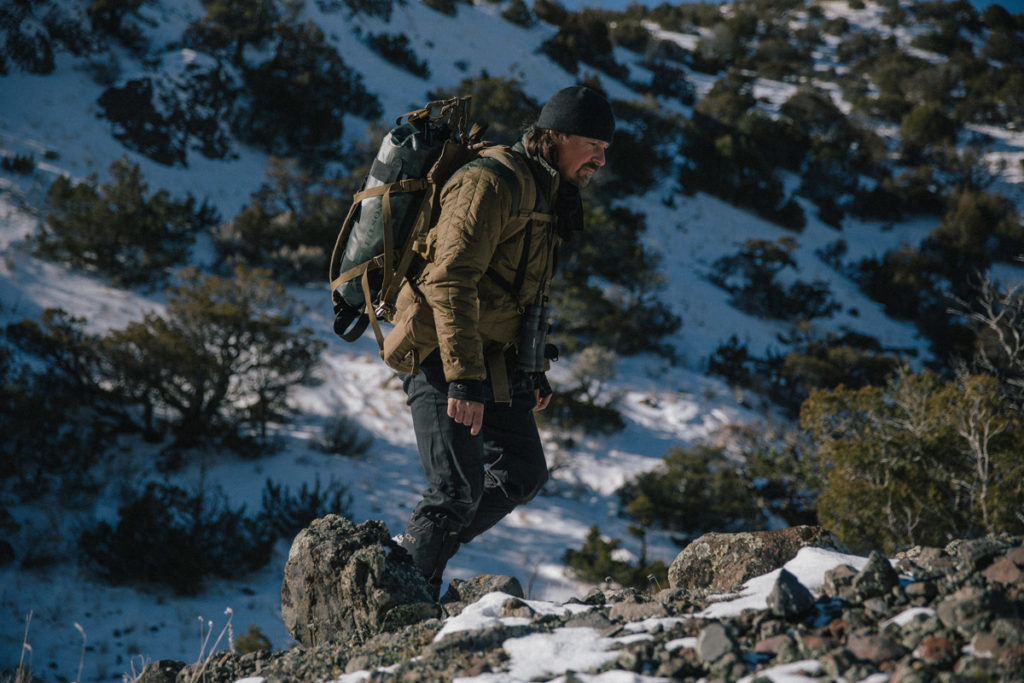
[329,97,480,344]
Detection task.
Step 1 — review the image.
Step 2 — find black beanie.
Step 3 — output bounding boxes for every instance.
[536,86,615,143]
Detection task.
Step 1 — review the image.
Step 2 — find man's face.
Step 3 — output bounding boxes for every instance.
[551,132,609,187]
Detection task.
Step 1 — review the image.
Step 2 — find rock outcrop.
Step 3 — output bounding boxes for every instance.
[280,515,438,647]
[668,525,848,592]
[140,522,1024,682]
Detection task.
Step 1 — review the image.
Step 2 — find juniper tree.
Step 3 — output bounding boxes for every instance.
[215,157,347,283]
[37,157,218,288]
[102,267,324,459]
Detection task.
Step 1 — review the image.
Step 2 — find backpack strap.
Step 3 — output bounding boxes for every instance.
[458,147,556,308]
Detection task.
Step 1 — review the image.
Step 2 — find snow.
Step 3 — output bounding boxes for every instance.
[885,606,937,628]
[700,546,870,619]
[1,0,1022,681]
[435,591,594,639]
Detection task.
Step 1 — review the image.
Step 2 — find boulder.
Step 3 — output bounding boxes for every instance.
[767,568,815,618]
[441,575,525,616]
[851,550,901,601]
[668,525,848,592]
[281,515,437,647]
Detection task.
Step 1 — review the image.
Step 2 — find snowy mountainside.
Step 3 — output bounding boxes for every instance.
[1,0,1023,681]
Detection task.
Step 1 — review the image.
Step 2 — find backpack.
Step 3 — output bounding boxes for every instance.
[328,96,549,350]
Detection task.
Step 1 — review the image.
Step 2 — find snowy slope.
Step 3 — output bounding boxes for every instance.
[1,0,1023,681]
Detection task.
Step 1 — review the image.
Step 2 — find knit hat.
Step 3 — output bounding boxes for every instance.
[536,86,615,143]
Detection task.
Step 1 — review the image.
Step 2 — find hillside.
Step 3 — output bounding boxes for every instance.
[1,0,1023,681]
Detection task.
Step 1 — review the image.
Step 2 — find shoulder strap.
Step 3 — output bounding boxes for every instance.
[453,152,523,217]
[459,147,557,305]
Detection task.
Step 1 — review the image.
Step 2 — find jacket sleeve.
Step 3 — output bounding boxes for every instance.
[420,166,514,382]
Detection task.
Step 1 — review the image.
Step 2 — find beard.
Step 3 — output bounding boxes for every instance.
[572,163,601,187]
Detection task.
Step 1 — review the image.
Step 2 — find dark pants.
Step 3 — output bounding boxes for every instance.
[400,364,548,599]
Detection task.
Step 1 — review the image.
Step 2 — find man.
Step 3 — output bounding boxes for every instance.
[382,85,614,600]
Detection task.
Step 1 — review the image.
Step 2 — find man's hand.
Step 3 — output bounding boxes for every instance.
[448,398,484,435]
[533,390,551,412]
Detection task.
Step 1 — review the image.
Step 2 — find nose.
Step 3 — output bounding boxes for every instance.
[593,148,606,167]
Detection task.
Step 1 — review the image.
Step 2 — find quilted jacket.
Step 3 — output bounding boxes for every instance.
[381,139,561,389]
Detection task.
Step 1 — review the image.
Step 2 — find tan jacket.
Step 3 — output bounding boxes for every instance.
[381,141,560,391]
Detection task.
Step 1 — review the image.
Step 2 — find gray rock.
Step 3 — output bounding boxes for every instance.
[136,659,185,683]
[696,621,736,663]
[846,631,908,664]
[822,563,858,601]
[280,515,436,647]
[441,574,524,616]
[946,536,1014,572]
[609,599,669,622]
[936,585,997,637]
[892,545,949,577]
[767,568,815,619]
[668,525,848,592]
[983,555,1022,585]
[852,550,901,601]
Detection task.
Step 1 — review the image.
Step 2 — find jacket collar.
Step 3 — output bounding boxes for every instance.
[514,130,583,239]
[513,131,560,204]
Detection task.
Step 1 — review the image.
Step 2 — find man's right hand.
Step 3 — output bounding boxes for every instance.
[448,398,484,435]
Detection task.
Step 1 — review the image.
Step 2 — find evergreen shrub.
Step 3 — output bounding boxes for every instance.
[35,157,219,287]
[260,477,352,541]
[1,309,127,498]
[183,0,279,61]
[319,415,374,457]
[237,21,381,160]
[552,206,680,356]
[709,327,904,419]
[0,341,108,498]
[366,32,430,78]
[101,267,325,457]
[539,11,628,79]
[235,625,272,654]
[928,187,1023,270]
[563,526,667,590]
[215,157,347,283]
[501,0,535,27]
[801,371,1024,554]
[617,444,765,537]
[541,346,625,434]
[532,0,568,26]
[80,482,275,595]
[900,103,959,157]
[1,153,34,174]
[709,238,839,321]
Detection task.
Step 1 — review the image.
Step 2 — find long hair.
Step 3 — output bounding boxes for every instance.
[524,127,558,168]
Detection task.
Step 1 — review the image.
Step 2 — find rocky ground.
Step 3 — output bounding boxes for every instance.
[137,517,1024,683]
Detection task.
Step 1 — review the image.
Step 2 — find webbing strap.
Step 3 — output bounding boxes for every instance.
[329,196,363,308]
[381,187,394,300]
[361,268,386,349]
[525,210,555,223]
[487,347,511,405]
[331,255,382,295]
[351,177,428,203]
[486,215,533,309]
[378,187,433,314]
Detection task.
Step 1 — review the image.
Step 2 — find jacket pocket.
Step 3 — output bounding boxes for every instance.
[382,299,438,374]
